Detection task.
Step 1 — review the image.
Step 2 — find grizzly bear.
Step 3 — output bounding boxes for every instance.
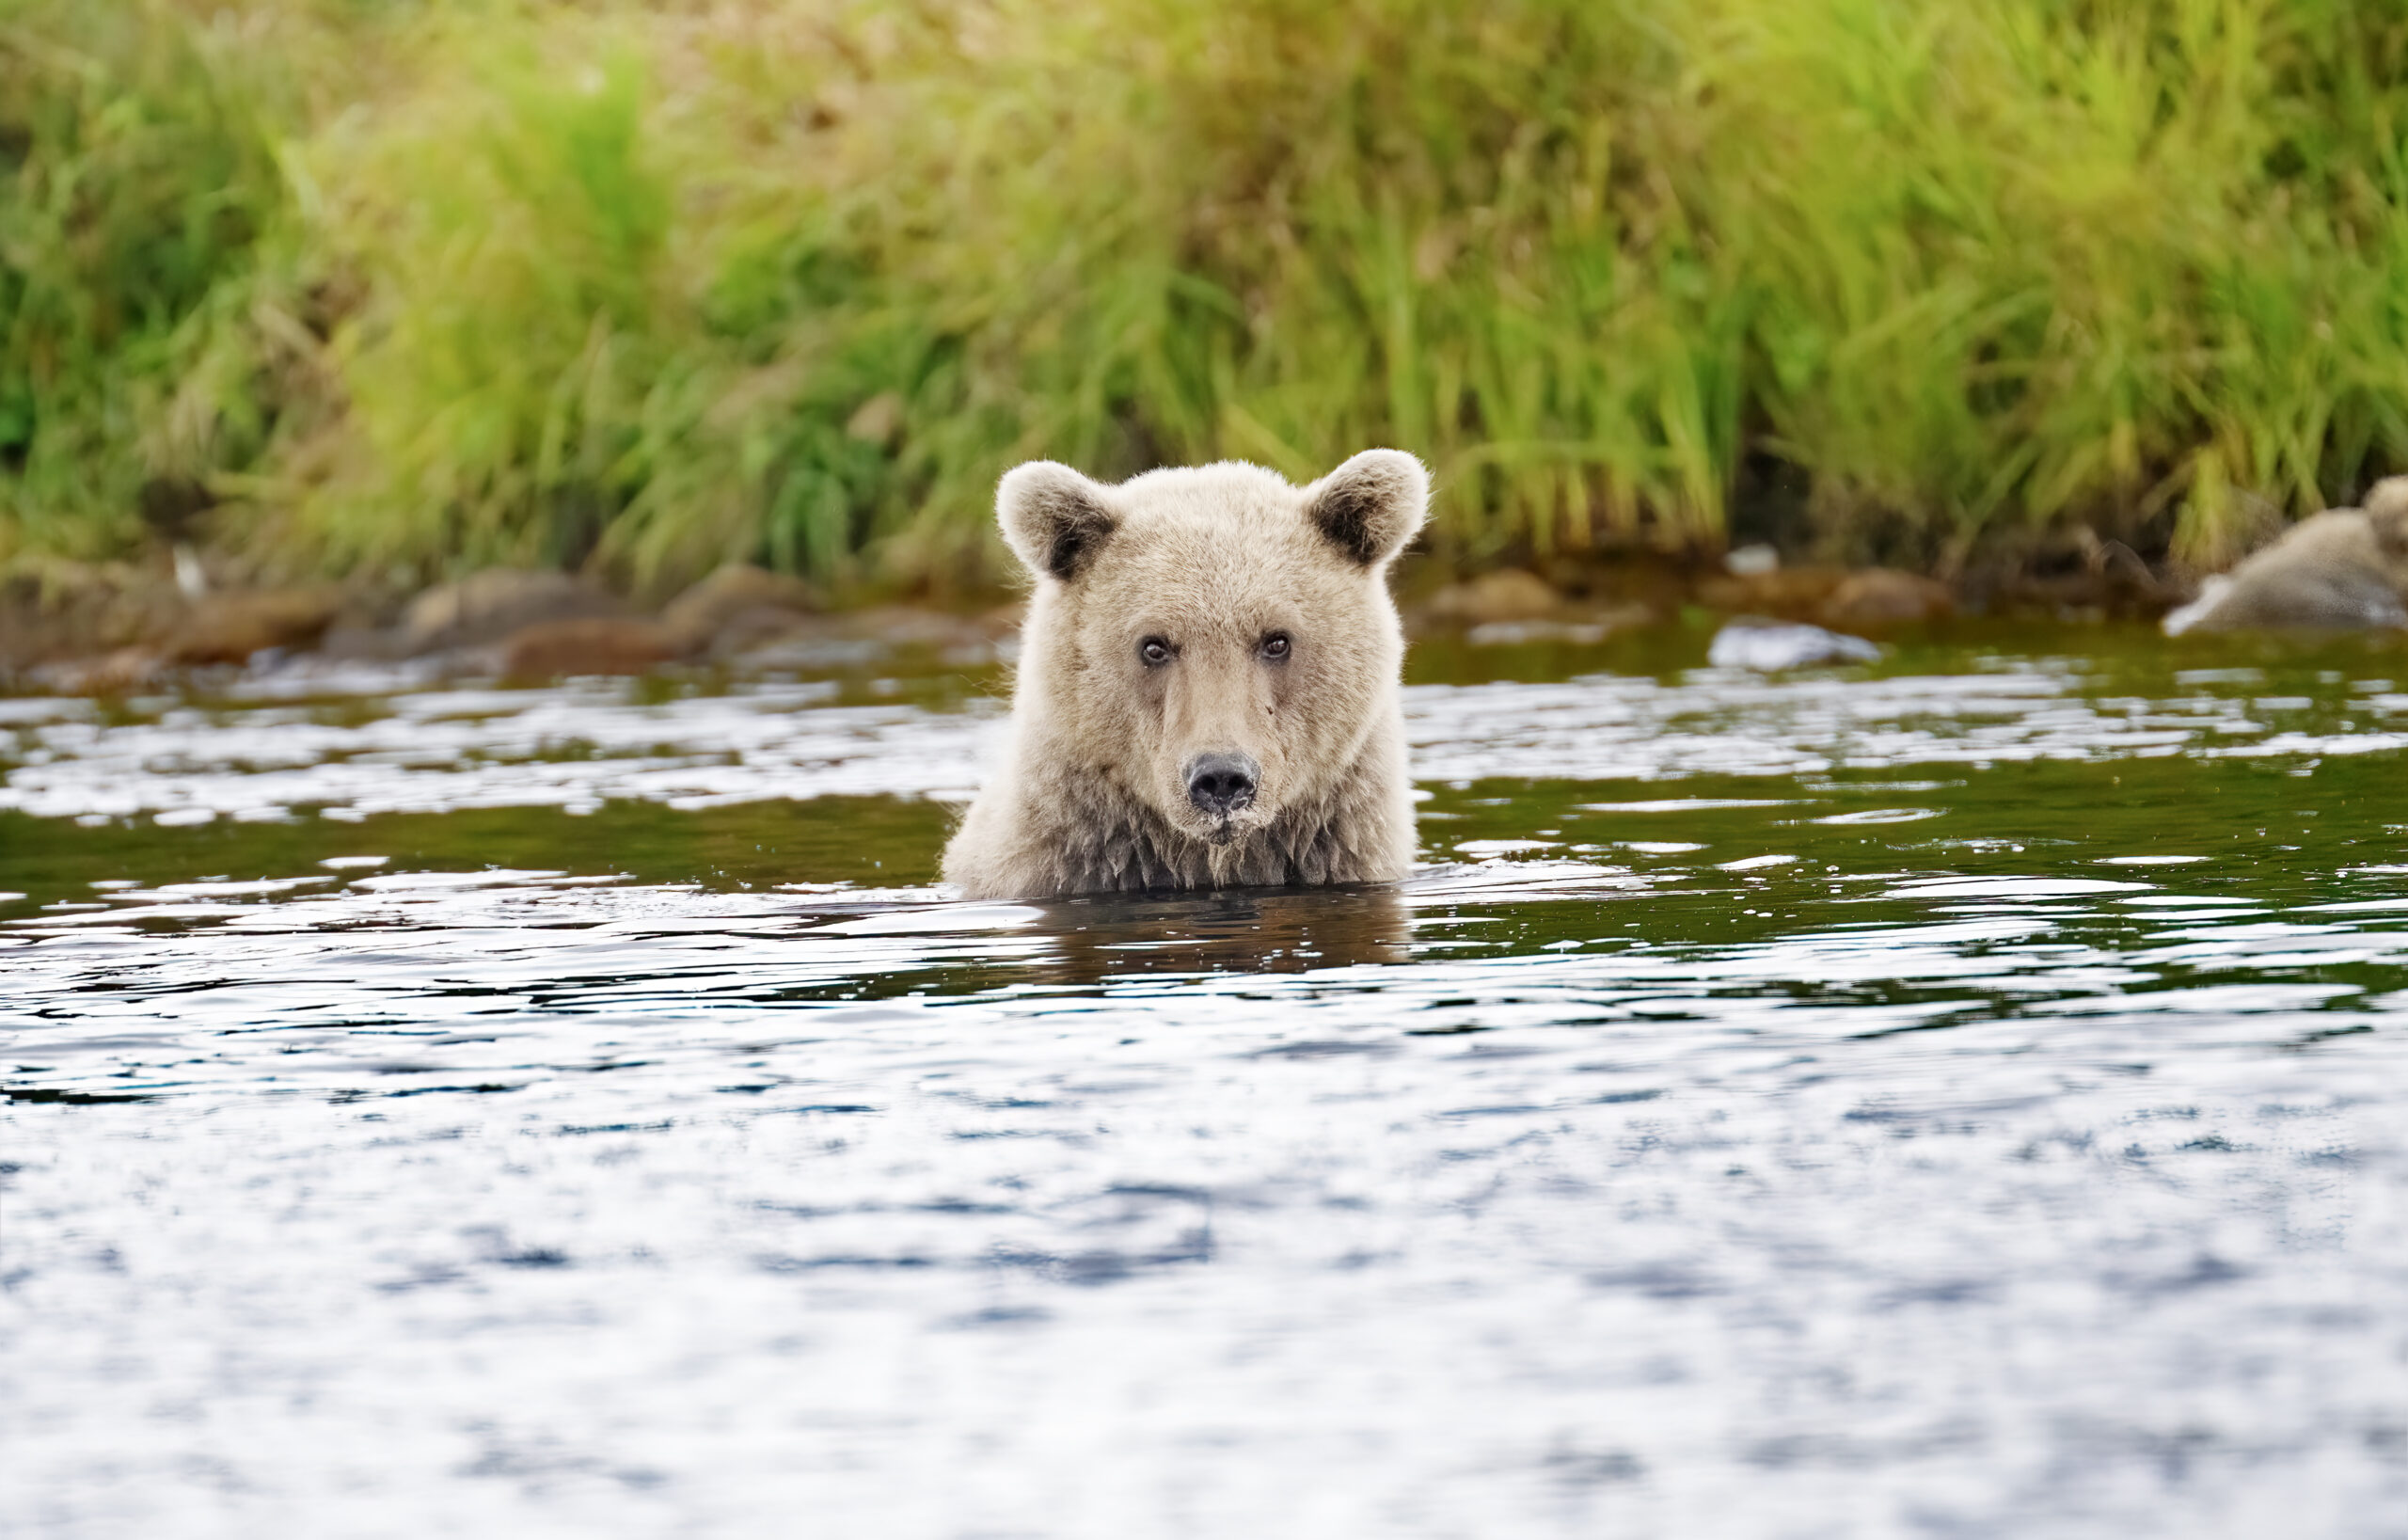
[2164,477,2408,634]
[943,451,1429,899]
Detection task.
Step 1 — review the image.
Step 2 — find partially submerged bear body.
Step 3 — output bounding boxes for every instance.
[943,452,1428,900]
[2164,478,2408,635]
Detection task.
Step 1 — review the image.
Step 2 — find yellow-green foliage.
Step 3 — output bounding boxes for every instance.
[5,0,2408,588]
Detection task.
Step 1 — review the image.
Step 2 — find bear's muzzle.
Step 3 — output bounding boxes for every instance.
[1185,752,1259,838]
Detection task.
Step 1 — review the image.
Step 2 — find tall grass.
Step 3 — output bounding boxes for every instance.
[0,0,321,561]
[5,0,2408,591]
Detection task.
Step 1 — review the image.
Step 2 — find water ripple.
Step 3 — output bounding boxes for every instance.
[6,636,2408,1536]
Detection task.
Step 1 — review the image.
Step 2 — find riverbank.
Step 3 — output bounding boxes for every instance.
[7,0,2406,594]
[0,542,2186,697]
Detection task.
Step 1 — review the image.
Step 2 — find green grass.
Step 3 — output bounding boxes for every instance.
[6,0,2408,593]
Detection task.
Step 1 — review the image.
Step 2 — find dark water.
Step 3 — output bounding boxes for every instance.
[5,626,2407,1536]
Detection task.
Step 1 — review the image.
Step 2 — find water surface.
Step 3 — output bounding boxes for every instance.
[6,626,2407,1536]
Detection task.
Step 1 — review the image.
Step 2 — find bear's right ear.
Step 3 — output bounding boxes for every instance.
[998,461,1118,582]
[1306,449,1430,567]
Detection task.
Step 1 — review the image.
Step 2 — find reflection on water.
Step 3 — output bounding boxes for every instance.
[5,627,2408,1536]
[1028,886,1417,980]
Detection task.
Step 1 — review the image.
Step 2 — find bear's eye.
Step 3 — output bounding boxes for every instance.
[1259,631,1291,661]
[1139,636,1173,667]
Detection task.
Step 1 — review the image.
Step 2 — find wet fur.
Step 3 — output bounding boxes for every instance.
[955,724,1413,895]
[946,452,1426,899]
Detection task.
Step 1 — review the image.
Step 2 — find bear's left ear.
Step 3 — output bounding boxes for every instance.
[1306,449,1429,567]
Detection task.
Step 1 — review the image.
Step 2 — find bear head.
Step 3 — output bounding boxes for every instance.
[997,450,1428,849]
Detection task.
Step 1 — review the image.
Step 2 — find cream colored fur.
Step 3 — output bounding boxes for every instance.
[943,452,1429,899]
[2166,476,2408,634]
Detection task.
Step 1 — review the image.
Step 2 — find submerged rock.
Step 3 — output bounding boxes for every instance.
[500,617,689,680]
[2164,481,2408,635]
[1707,617,1881,670]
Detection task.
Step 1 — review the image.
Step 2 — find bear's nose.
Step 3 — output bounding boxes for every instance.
[1185,752,1259,818]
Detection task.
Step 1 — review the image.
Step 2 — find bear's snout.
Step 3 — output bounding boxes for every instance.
[1184,752,1259,824]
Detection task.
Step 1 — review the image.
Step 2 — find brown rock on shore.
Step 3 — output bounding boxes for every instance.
[404,570,628,655]
[1696,567,1841,617]
[1816,569,1953,627]
[164,588,343,665]
[712,603,1019,664]
[32,645,165,696]
[1420,569,1561,627]
[0,565,178,672]
[661,564,820,650]
[10,579,342,690]
[500,617,690,680]
[2,556,1029,692]
[1701,566,1951,627]
[848,605,1010,647]
[707,605,818,659]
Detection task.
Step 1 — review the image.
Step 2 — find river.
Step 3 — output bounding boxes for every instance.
[6,624,2405,1536]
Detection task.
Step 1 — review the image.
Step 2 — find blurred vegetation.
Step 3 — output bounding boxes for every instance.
[5,0,2408,595]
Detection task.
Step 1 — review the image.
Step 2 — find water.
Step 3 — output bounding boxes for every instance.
[6,625,2408,1537]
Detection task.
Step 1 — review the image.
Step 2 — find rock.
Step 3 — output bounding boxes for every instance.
[1816,568,1953,627]
[316,625,417,662]
[305,582,417,660]
[1424,569,1561,627]
[0,564,182,672]
[1707,618,1882,670]
[1724,543,1780,577]
[499,618,689,680]
[2164,482,2408,634]
[404,570,627,656]
[717,604,1018,667]
[848,606,1003,648]
[706,604,817,659]
[162,588,341,665]
[1695,567,1847,618]
[660,564,819,649]
[1699,565,1951,627]
[30,645,166,696]
[2,569,338,684]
